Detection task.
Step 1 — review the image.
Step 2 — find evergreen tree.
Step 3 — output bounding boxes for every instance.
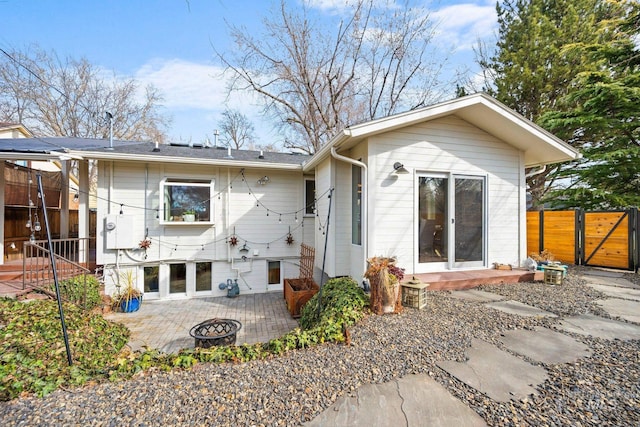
[540,1,640,209]
[479,0,619,208]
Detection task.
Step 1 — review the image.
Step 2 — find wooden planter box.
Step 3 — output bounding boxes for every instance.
[284,278,319,318]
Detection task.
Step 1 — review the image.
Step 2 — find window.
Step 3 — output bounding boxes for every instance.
[195,262,212,292]
[304,179,316,215]
[160,179,214,224]
[268,261,281,285]
[352,165,362,245]
[144,266,159,293]
[169,263,186,294]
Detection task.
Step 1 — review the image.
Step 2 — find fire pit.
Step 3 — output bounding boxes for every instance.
[189,318,242,348]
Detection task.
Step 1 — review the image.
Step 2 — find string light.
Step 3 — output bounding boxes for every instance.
[119,204,124,215]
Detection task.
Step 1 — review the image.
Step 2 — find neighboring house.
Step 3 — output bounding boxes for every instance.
[0,122,32,139]
[0,94,580,298]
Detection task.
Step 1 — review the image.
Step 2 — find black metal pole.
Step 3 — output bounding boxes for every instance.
[37,173,73,366]
[316,188,334,316]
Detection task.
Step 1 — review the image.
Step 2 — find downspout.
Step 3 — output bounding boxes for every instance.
[144,165,148,237]
[330,147,368,277]
[227,168,232,263]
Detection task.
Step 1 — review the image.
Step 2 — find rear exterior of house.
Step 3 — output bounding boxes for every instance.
[94,148,316,300]
[0,93,580,299]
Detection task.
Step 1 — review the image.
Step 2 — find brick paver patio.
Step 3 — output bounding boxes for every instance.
[104,292,300,354]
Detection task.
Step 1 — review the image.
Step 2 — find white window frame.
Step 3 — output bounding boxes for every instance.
[159,178,215,225]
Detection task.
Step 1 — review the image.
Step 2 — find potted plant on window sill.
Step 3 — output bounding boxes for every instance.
[182,209,197,222]
[113,271,143,313]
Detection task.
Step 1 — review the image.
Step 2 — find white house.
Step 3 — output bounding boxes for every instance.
[305,93,581,281]
[0,94,580,299]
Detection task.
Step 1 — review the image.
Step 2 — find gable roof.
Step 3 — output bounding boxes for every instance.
[0,122,32,138]
[303,93,581,170]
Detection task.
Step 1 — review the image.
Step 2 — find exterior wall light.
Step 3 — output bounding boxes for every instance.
[393,162,409,174]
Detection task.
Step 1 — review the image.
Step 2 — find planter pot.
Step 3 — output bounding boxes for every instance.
[120,295,142,313]
[284,278,319,318]
[182,214,196,222]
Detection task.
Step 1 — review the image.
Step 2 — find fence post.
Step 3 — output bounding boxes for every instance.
[575,208,584,266]
[630,207,638,273]
[538,210,544,254]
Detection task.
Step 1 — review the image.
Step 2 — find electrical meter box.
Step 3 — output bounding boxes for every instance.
[105,215,137,249]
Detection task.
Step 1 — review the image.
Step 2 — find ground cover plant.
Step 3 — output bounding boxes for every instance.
[0,276,370,400]
[0,298,129,400]
[48,274,102,310]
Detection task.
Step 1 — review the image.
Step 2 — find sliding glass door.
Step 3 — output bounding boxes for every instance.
[417,173,485,271]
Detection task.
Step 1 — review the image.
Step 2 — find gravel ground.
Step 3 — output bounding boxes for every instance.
[1,268,639,426]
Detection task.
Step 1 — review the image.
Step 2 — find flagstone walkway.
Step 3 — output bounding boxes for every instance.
[307,270,640,425]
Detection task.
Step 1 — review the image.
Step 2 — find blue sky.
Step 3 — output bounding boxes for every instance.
[0,0,499,147]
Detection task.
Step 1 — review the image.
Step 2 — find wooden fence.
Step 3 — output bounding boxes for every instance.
[527,208,639,271]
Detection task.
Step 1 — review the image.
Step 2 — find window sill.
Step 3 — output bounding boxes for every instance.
[160,221,214,226]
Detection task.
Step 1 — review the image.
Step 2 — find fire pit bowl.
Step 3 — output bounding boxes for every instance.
[189,318,242,348]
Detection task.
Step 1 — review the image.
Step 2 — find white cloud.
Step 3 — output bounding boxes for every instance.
[431,2,497,52]
[135,59,228,109]
[133,58,277,144]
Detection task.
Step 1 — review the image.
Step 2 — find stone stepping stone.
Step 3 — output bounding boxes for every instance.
[486,300,557,318]
[499,327,591,364]
[595,299,640,324]
[438,339,548,403]
[558,314,640,340]
[305,374,487,426]
[581,274,639,289]
[449,289,505,302]
[586,283,640,301]
[582,270,625,278]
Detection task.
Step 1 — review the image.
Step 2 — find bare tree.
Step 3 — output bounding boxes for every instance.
[218,108,256,149]
[0,45,170,142]
[218,0,444,154]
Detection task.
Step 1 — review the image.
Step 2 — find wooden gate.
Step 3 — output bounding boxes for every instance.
[527,208,639,271]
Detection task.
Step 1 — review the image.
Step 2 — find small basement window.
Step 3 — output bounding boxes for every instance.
[160,179,214,224]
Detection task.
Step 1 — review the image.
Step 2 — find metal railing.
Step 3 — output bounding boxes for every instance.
[22,238,92,291]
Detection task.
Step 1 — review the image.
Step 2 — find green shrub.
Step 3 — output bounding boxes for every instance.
[299,277,369,332]
[50,274,102,310]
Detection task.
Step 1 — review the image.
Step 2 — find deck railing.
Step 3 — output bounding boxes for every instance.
[22,239,92,308]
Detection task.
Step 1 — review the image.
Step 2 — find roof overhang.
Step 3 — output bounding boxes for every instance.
[67,150,304,171]
[303,93,581,171]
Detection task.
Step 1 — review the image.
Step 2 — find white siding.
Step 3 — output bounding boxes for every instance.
[97,161,307,298]
[314,158,334,276]
[369,116,523,273]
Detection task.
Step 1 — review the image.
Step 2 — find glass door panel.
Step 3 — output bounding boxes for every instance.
[454,177,484,266]
[417,174,485,271]
[169,263,187,294]
[195,262,212,292]
[418,176,448,265]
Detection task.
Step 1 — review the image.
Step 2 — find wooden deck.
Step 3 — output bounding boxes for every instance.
[407,268,544,291]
